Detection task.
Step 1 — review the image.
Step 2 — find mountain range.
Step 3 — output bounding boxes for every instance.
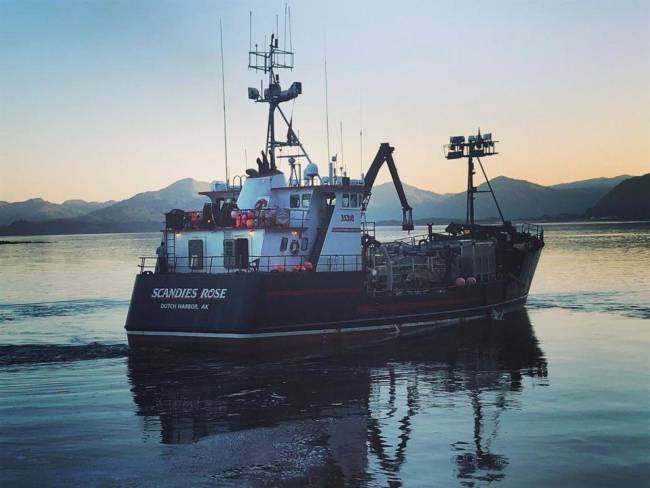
[585,174,650,220]
[365,175,634,222]
[0,174,646,236]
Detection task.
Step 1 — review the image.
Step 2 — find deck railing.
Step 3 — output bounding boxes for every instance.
[167,208,311,232]
[139,253,362,274]
[518,223,544,240]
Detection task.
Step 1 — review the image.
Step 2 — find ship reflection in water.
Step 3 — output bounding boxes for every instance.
[127,311,546,486]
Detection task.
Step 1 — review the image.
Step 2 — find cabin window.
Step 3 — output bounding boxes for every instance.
[301,193,311,208]
[350,194,358,208]
[301,237,309,251]
[280,236,288,252]
[188,240,204,270]
[342,194,350,208]
[290,194,300,208]
[223,239,234,269]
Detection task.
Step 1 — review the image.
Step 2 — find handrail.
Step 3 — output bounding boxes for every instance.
[140,253,362,274]
[166,207,311,232]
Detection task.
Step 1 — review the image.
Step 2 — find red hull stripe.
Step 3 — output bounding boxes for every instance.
[267,287,363,297]
[357,296,482,313]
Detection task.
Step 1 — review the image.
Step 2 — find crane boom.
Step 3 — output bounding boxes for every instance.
[363,143,414,231]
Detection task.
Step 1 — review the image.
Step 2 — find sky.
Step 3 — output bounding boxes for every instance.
[0,0,648,203]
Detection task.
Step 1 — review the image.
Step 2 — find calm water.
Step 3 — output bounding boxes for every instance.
[1,223,649,486]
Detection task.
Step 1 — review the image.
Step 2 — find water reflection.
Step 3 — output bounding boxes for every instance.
[127,311,546,485]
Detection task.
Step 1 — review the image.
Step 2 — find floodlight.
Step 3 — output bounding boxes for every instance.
[248,87,260,100]
[450,136,465,145]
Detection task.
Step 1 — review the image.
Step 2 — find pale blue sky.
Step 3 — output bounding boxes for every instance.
[1,0,648,202]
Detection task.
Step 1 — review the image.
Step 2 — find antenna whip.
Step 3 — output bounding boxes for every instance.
[219,19,229,186]
[324,49,330,163]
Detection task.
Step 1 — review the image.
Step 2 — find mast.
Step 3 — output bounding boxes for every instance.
[247,21,314,175]
[445,131,504,225]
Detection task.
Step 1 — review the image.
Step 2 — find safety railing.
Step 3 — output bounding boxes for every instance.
[519,223,544,240]
[166,208,311,232]
[139,253,362,274]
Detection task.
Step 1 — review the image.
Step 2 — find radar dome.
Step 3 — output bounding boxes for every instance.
[303,162,319,181]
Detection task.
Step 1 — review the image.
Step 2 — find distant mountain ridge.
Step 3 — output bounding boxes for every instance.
[0,198,115,226]
[0,174,643,236]
[586,174,650,219]
[80,178,211,224]
[366,174,632,222]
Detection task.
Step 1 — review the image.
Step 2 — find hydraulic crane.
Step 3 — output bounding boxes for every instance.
[362,143,414,231]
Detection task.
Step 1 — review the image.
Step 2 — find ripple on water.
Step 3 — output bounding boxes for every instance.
[0,299,128,323]
[527,290,650,320]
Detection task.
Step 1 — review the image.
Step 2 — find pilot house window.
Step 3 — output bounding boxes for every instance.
[350,194,358,208]
[342,194,350,207]
[302,194,311,208]
[290,194,300,208]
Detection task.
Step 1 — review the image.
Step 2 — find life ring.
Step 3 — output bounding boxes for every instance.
[289,239,300,254]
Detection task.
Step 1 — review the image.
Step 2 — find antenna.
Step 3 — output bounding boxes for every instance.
[219,19,229,186]
[249,11,252,53]
[340,120,345,176]
[288,6,293,52]
[359,98,363,177]
[324,50,331,164]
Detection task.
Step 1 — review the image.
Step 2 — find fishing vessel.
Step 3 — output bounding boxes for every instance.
[125,29,544,352]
